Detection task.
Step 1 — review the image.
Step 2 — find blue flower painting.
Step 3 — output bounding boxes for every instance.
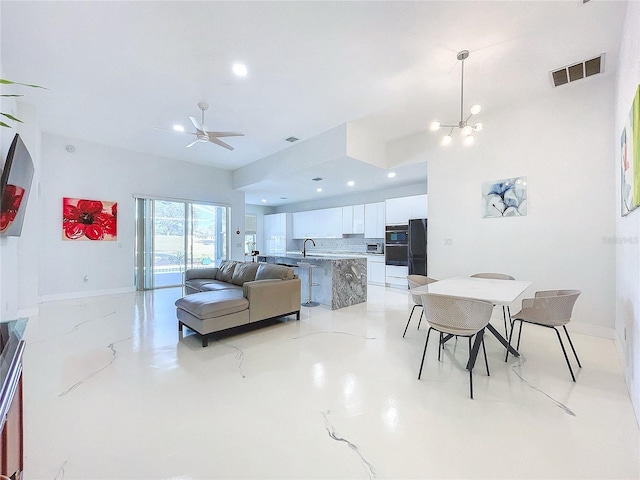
[482,177,527,218]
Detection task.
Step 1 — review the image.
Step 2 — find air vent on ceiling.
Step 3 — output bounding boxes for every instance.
[550,54,605,87]
[312,177,323,182]
[285,136,299,143]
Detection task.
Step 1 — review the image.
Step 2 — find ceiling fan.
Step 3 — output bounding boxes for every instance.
[156,102,243,150]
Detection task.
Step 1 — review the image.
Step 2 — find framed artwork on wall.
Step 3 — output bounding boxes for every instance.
[621,84,640,217]
[482,177,527,218]
[62,197,117,241]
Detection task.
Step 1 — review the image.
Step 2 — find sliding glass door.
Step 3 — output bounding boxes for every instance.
[135,198,230,290]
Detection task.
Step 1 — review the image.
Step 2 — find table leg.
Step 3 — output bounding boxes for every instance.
[467,329,484,371]
[486,323,519,357]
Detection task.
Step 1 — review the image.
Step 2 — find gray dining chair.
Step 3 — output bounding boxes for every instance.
[471,273,515,337]
[403,275,438,337]
[507,289,582,381]
[418,293,495,399]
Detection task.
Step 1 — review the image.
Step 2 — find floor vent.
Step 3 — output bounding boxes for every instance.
[550,54,605,87]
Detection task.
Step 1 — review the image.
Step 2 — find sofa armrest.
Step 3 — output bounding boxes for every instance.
[244,278,301,322]
[185,268,219,281]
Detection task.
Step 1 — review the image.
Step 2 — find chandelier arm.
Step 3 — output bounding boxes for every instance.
[460,58,465,124]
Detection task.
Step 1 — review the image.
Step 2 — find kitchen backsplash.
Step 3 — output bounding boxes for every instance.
[290,236,383,254]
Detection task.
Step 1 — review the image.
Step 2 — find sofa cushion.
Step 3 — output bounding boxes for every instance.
[175,290,248,320]
[231,262,260,286]
[215,260,237,283]
[200,281,240,292]
[255,263,294,281]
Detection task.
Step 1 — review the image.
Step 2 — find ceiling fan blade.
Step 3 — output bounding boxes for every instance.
[189,116,202,132]
[185,139,200,148]
[154,127,196,136]
[206,131,244,138]
[209,137,235,151]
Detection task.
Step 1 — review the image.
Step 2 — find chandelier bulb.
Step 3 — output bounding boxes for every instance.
[470,104,481,115]
[463,135,475,146]
[441,134,453,146]
[430,121,441,131]
[461,125,473,136]
[473,122,483,131]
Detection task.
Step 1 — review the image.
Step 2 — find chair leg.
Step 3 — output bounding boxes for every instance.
[554,327,576,382]
[403,304,419,338]
[563,325,582,368]
[416,309,424,330]
[468,336,474,399]
[482,337,490,376]
[438,332,443,361]
[418,328,433,379]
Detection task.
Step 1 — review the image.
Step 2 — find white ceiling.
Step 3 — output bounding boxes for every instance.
[0,1,627,206]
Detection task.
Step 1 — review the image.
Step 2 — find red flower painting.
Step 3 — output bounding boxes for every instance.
[0,184,25,232]
[63,197,117,241]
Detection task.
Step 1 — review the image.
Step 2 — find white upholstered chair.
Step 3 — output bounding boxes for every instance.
[403,275,438,337]
[507,289,582,381]
[417,293,494,399]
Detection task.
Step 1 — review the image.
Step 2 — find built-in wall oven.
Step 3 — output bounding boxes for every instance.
[385,225,409,266]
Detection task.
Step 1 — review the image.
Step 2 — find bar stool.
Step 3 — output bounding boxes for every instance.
[297,262,320,307]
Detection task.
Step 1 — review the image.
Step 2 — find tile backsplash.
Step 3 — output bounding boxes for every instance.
[290,236,383,254]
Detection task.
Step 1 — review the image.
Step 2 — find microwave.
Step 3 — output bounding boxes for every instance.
[367,243,383,254]
[385,225,409,244]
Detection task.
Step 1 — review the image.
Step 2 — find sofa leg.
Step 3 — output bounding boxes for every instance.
[296,310,300,321]
[202,335,209,348]
[178,321,183,332]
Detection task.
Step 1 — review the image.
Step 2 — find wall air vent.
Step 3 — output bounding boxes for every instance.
[311,177,323,182]
[550,54,605,87]
[285,136,299,143]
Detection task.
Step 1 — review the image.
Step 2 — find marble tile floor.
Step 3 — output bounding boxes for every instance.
[22,285,639,479]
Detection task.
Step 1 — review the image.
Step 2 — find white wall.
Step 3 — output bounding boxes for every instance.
[39,133,245,300]
[615,0,640,425]
[428,74,615,332]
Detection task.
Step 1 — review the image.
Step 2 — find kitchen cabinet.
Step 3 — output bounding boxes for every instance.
[364,202,385,238]
[410,194,428,219]
[386,265,408,288]
[263,213,291,254]
[293,207,342,239]
[342,204,365,235]
[385,194,428,225]
[366,254,385,285]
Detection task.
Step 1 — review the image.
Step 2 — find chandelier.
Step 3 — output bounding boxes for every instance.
[430,50,483,146]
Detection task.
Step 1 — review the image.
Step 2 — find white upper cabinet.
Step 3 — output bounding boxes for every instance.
[409,194,428,219]
[385,194,428,225]
[353,204,365,234]
[364,202,385,238]
[342,204,365,234]
[293,207,342,238]
[385,196,412,225]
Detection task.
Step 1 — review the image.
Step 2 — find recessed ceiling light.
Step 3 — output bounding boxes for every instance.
[65,145,75,153]
[261,198,267,203]
[232,62,248,77]
[387,172,396,178]
[173,124,184,132]
[347,181,355,186]
[317,188,323,193]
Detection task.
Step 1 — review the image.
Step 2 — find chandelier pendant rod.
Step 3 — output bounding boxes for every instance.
[460,57,465,126]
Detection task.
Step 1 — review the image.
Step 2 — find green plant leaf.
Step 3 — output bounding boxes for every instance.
[0,121,12,128]
[0,79,46,89]
[1,113,23,123]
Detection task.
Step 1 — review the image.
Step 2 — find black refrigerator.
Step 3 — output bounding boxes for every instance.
[408,219,427,276]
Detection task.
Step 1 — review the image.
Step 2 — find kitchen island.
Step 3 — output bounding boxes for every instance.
[256,253,366,310]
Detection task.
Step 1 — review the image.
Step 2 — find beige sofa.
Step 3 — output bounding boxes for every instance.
[175,261,301,347]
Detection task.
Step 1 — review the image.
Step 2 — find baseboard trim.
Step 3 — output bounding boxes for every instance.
[566,322,615,339]
[40,286,135,303]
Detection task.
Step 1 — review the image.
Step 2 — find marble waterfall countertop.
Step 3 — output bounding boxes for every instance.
[258,254,367,309]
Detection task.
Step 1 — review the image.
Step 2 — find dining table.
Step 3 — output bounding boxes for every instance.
[409,276,532,367]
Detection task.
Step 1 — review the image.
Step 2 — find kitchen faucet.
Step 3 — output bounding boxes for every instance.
[302,238,316,258]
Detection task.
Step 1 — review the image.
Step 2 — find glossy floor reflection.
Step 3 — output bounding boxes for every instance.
[23,286,639,479]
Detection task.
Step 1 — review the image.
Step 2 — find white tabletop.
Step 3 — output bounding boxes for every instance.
[410,276,532,305]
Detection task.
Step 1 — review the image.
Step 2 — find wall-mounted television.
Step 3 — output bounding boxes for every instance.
[0,134,34,237]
